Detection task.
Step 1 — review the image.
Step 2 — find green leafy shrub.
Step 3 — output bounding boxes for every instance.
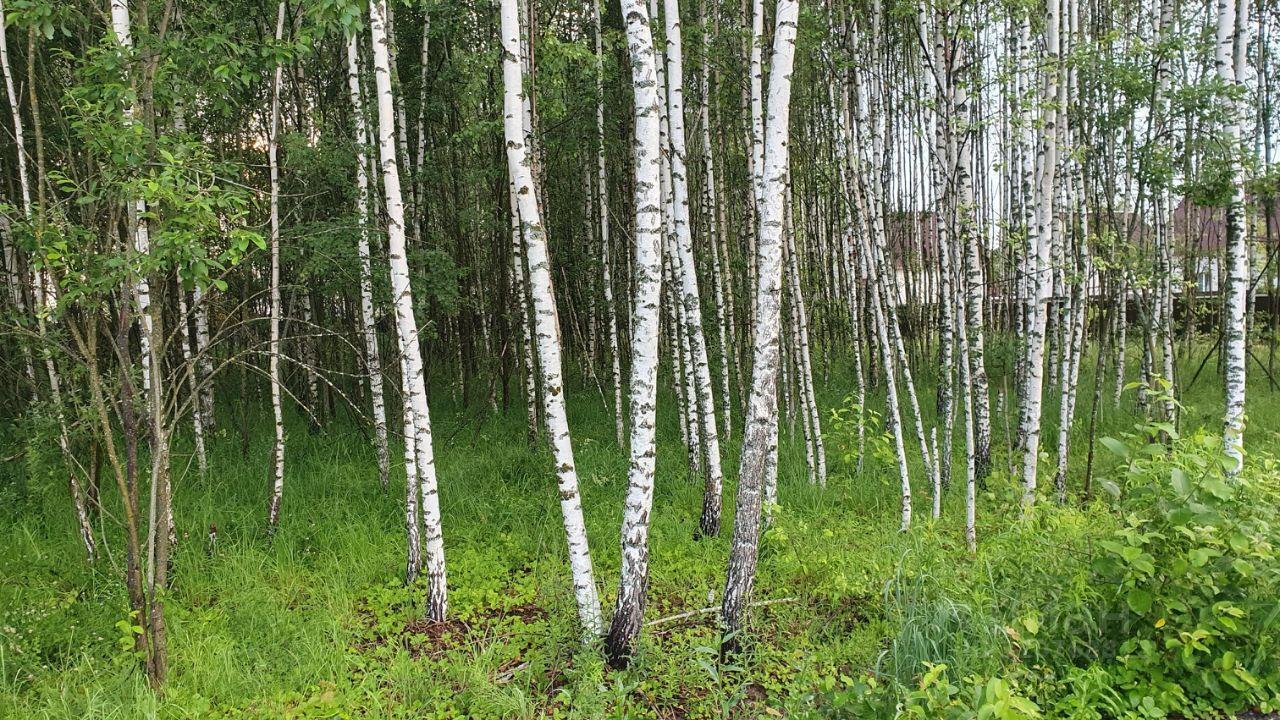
[803,417,1280,719]
[1086,423,1280,717]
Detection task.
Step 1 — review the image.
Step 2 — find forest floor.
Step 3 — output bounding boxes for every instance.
[2,343,1279,719]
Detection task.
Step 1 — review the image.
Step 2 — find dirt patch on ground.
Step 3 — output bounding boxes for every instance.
[400,618,471,651]
[352,591,550,659]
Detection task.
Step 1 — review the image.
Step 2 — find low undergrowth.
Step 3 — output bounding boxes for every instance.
[796,415,1280,720]
[2,362,1279,718]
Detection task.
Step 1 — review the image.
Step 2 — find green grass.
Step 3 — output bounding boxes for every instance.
[1,340,1278,718]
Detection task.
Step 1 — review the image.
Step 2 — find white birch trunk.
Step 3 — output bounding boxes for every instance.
[698,2,733,442]
[509,179,540,444]
[1016,1,1060,508]
[177,289,207,478]
[605,0,667,665]
[369,0,448,619]
[413,6,431,245]
[265,0,287,531]
[112,0,170,600]
[401,351,422,581]
[346,35,391,491]
[191,285,215,432]
[1218,0,1249,470]
[594,0,625,447]
[1,0,94,559]
[499,0,601,636]
[784,191,825,486]
[110,0,155,413]
[955,219,977,553]
[721,0,799,653]
[660,0,725,536]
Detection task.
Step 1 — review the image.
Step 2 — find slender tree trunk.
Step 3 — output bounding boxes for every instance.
[500,0,601,636]
[604,0,667,665]
[661,0,725,537]
[413,4,431,245]
[265,0,287,531]
[191,285,215,431]
[177,289,207,478]
[1016,2,1060,508]
[346,35,391,491]
[0,0,34,389]
[509,178,540,445]
[784,189,825,486]
[1,1,94,558]
[595,0,625,447]
[721,0,799,657]
[369,0,449,619]
[699,0,733,443]
[1218,0,1249,470]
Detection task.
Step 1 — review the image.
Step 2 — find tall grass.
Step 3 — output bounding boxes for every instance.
[0,340,1274,717]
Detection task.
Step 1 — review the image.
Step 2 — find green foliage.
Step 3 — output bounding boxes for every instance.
[4,353,1280,718]
[1089,422,1280,717]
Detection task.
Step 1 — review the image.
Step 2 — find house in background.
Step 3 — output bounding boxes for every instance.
[1173,194,1280,295]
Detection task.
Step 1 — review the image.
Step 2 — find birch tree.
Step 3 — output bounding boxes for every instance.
[346,34,391,491]
[660,0,725,538]
[500,0,601,636]
[0,0,95,559]
[721,0,799,655]
[369,0,449,620]
[605,0,666,666]
[1016,0,1061,508]
[266,0,287,531]
[595,0,625,446]
[1218,0,1250,470]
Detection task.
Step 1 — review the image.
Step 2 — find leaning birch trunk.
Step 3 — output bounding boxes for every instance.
[1217,0,1249,471]
[860,227,913,531]
[648,11,701,481]
[265,0,287,531]
[871,211,937,494]
[346,35,391,491]
[0,0,32,390]
[368,0,448,619]
[604,0,666,665]
[1,0,94,559]
[594,0,625,447]
[721,0,798,656]
[834,83,867,474]
[499,0,601,637]
[35,273,96,560]
[1055,243,1089,501]
[845,75,912,527]
[660,0,724,536]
